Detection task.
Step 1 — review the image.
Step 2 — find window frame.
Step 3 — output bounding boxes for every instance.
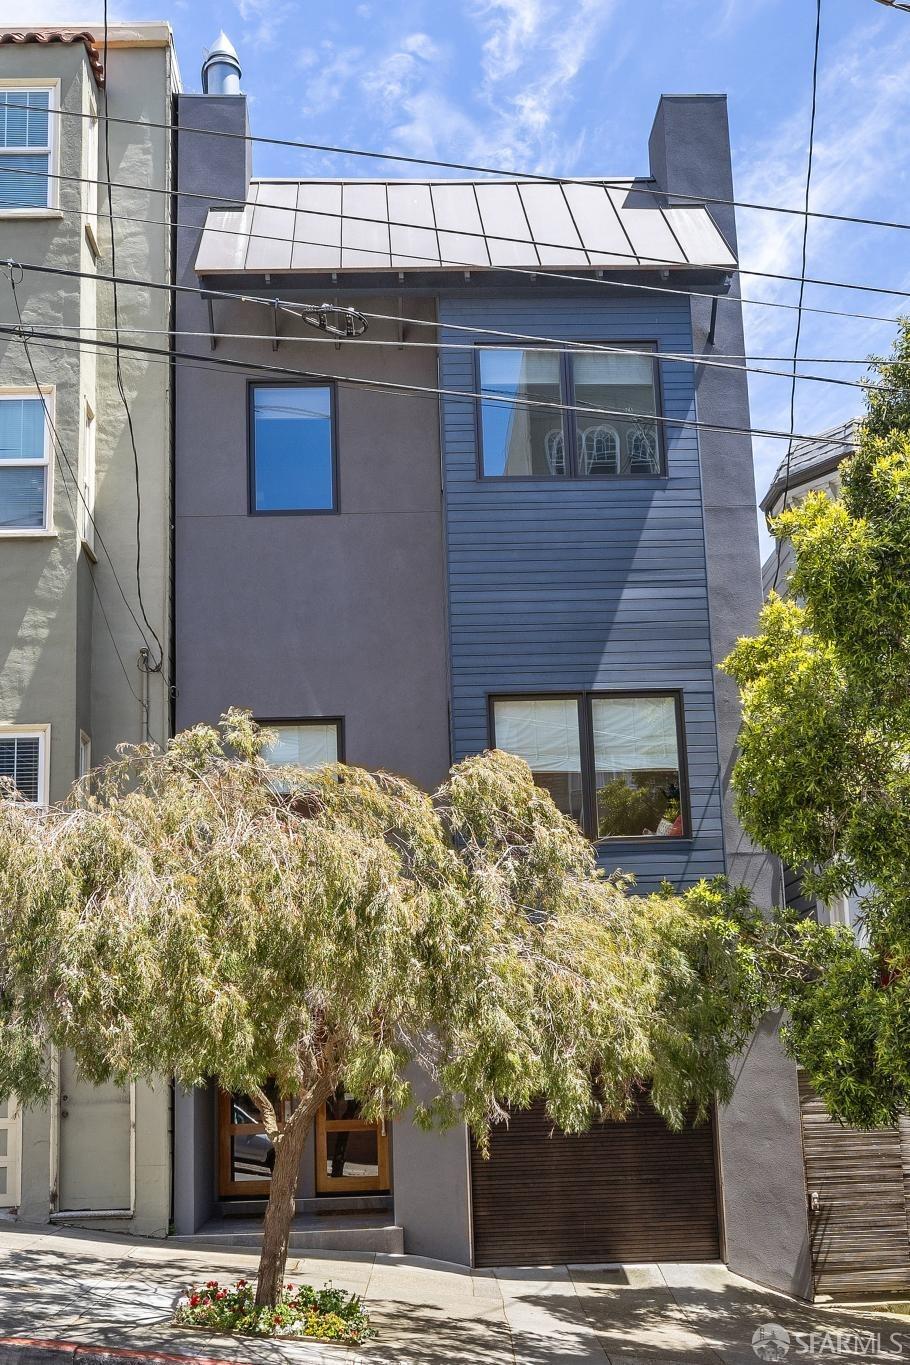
[84,93,99,254]
[0,79,60,217]
[256,716,345,766]
[80,398,96,554]
[0,723,51,806]
[488,690,689,844]
[247,380,339,517]
[0,387,54,536]
[474,342,666,482]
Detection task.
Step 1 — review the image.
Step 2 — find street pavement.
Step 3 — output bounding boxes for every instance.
[0,1223,904,1364]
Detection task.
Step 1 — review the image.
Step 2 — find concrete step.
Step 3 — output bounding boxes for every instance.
[177,1220,404,1256]
[216,1194,392,1217]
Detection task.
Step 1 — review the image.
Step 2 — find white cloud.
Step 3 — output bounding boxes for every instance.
[234,0,296,51]
[361,33,442,103]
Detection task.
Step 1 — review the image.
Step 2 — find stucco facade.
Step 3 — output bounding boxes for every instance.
[0,24,176,1236]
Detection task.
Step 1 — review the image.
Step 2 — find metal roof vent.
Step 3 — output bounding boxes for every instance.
[201,31,241,95]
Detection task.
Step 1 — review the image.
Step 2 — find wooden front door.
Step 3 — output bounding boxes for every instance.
[218,1089,287,1197]
[315,1090,390,1194]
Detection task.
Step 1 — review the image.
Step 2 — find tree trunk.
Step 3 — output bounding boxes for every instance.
[254,1099,318,1308]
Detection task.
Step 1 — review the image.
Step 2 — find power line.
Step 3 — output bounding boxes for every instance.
[4,270,157,730]
[2,159,904,328]
[773,0,822,594]
[0,311,859,449]
[100,3,164,674]
[3,156,910,306]
[34,318,893,398]
[4,90,910,238]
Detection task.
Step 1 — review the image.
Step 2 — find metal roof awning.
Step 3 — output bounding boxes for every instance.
[193,177,737,278]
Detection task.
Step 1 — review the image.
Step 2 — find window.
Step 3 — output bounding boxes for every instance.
[0,86,54,210]
[491,694,686,840]
[250,384,335,512]
[80,401,95,551]
[79,731,91,779]
[84,99,99,249]
[261,720,341,770]
[0,393,51,533]
[0,727,49,804]
[478,346,662,479]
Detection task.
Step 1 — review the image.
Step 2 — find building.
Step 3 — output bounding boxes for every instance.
[170,43,813,1297]
[0,23,177,1235]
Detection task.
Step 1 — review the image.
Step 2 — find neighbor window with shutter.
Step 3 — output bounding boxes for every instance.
[0,728,48,805]
[0,86,55,211]
[0,393,51,533]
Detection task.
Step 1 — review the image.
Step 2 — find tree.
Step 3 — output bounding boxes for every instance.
[0,712,763,1305]
[722,320,910,1128]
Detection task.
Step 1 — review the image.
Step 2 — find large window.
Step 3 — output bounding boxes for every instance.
[478,346,662,479]
[261,720,341,769]
[250,384,335,513]
[491,694,686,840]
[0,86,54,211]
[0,727,49,805]
[0,393,51,533]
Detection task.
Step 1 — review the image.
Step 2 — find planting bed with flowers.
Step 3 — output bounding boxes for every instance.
[173,1278,374,1344]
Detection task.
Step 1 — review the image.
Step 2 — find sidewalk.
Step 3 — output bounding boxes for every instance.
[0,1222,905,1364]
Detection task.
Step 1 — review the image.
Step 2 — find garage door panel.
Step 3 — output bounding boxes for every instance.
[470,1098,719,1267]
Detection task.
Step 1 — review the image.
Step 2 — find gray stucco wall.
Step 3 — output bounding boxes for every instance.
[649,95,811,1299]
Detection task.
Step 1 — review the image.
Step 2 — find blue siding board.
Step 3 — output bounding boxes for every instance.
[440,293,726,893]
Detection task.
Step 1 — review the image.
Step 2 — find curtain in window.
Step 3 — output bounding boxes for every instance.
[265,723,338,770]
[591,696,678,770]
[493,698,581,771]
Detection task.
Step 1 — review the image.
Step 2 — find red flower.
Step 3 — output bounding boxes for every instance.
[189,1295,199,1308]
[273,1314,282,1325]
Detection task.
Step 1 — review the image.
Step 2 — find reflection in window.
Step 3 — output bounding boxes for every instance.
[592,696,682,838]
[325,1127,379,1180]
[0,395,49,531]
[251,385,334,511]
[573,352,659,476]
[492,697,584,825]
[479,350,563,477]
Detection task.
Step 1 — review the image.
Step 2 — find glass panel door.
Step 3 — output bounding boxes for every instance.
[218,1088,289,1197]
[316,1090,390,1194]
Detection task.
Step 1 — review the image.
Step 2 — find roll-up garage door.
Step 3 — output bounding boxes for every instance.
[470,1097,719,1267]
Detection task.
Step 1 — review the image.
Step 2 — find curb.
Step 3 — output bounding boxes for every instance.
[0,1340,245,1365]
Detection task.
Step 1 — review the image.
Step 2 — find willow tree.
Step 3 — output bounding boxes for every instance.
[722,321,910,1128]
[0,712,763,1305]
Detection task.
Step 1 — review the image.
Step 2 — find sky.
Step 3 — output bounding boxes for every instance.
[4,0,910,555]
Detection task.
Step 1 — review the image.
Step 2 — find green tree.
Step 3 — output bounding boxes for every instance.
[722,320,910,1127]
[0,712,762,1305]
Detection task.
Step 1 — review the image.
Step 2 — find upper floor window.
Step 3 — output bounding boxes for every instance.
[491,693,686,841]
[250,384,335,513]
[261,720,341,770]
[478,346,662,479]
[0,392,51,533]
[0,726,49,804]
[0,86,54,211]
[80,400,96,551]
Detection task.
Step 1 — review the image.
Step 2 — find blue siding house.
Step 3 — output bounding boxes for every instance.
[170,46,814,1300]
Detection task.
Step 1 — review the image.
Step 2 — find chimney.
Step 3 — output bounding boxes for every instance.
[201,31,241,96]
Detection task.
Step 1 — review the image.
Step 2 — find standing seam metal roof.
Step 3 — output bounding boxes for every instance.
[194,177,738,275]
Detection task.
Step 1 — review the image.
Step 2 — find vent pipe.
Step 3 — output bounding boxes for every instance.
[201,31,241,95]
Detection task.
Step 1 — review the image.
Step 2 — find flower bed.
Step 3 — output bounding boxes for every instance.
[173,1278,373,1345]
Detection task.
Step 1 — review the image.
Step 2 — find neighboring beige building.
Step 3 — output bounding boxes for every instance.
[0,24,178,1235]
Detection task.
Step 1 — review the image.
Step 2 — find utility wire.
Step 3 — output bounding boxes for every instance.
[32,318,897,398]
[0,315,858,449]
[100,4,164,674]
[4,155,909,308]
[4,91,910,238]
[773,0,822,593]
[4,270,157,730]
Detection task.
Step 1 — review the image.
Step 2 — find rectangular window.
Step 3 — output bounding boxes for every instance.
[81,401,95,550]
[0,727,48,804]
[250,384,335,512]
[491,693,685,841]
[261,720,341,770]
[84,99,99,249]
[0,393,51,532]
[79,731,92,779]
[477,345,662,479]
[0,87,53,210]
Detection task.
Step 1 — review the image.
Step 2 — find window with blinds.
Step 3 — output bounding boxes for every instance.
[0,733,44,803]
[0,88,53,210]
[0,394,50,531]
[261,720,341,771]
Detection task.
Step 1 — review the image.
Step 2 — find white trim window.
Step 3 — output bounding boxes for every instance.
[0,390,53,533]
[0,724,50,805]
[0,83,56,211]
[0,1096,22,1209]
[81,400,96,551]
[84,95,99,248]
[79,731,92,780]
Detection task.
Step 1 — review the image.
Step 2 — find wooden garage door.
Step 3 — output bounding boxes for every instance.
[470,1098,719,1267]
[799,1072,910,1298]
